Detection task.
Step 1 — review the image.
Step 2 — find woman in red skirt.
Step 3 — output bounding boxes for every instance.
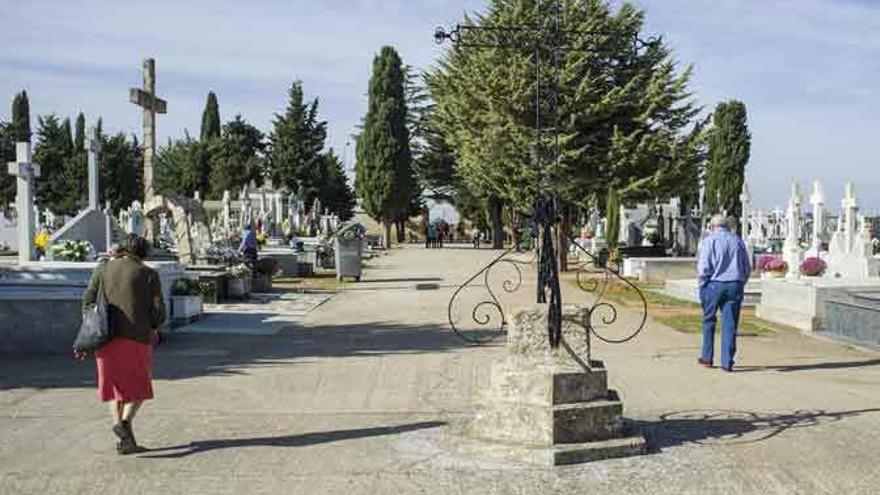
[82,234,166,455]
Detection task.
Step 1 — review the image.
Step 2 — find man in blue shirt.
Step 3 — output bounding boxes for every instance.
[697,214,752,372]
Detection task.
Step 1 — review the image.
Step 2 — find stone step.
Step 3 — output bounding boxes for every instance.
[470,390,626,446]
[482,358,609,406]
[553,434,647,465]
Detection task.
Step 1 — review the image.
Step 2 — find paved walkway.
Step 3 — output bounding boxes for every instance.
[1,246,879,494]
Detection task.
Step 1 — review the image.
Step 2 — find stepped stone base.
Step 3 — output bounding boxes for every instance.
[464,304,647,465]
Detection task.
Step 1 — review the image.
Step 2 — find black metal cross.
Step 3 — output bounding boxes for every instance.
[436,0,655,348]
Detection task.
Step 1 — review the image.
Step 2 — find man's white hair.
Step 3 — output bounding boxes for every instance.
[711,214,730,229]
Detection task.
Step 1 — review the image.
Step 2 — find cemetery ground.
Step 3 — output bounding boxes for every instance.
[1,247,879,494]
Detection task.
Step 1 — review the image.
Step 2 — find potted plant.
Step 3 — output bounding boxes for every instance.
[763,259,788,279]
[170,278,203,325]
[227,264,252,299]
[800,257,827,278]
[253,258,279,292]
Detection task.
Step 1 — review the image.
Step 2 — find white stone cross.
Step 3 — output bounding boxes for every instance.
[739,183,752,240]
[7,142,41,262]
[842,182,859,249]
[86,126,101,210]
[808,179,826,256]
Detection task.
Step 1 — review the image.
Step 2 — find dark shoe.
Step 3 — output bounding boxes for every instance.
[113,420,134,444]
[722,366,734,373]
[697,358,713,367]
[116,440,148,455]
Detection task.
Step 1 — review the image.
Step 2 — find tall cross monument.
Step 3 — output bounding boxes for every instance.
[129,58,167,202]
[7,142,41,263]
[86,126,101,210]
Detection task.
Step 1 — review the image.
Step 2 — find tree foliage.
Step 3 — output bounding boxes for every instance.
[200,91,221,141]
[11,90,30,143]
[0,120,15,212]
[355,46,415,235]
[33,115,74,214]
[209,115,266,196]
[605,186,620,249]
[269,82,327,210]
[101,133,142,212]
[704,100,750,218]
[155,133,211,199]
[318,150,357,221]
[428,0,704,221]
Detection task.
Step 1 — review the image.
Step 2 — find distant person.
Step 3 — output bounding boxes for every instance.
[472,228,481,249]
[697,214,751,372]
[81,234,166,455]
[239,222,258,269]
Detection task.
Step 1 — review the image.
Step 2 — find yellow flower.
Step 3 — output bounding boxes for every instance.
[34,231,50,251]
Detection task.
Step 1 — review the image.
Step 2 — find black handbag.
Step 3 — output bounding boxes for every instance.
[73,270,111,351]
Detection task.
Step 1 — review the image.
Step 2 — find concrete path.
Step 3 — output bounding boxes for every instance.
[1,246,878,494]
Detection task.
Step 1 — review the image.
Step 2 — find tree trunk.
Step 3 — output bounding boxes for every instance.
[510,207,522,252]
[490,197,504,249]
[557,205,572,272]
[395,219,405,243]
[383,222,392,249]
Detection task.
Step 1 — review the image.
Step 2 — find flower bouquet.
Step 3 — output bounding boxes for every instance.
[763,259,789,278]
[800,257,827,277]
[50,240,94,262]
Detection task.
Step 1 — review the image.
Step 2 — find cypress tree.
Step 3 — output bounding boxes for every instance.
[0,121,14,211]
[355,46,413,247]
[605,186,620,252]
[704,100,750,219]
[74,112,85,151]
[11,90,31,143]
[200,91,221,141]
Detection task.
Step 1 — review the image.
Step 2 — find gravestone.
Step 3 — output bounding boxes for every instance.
[826,183,878,279]
[807,179,828,258]
[782,182,804,278]
[6,142,41,263]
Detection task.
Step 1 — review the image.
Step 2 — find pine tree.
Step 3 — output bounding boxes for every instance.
[429,0,704,239]
[319,150,356,221]
[11,90,30,143]
[704,100,750,219]
[200,91,221,141]
[355,46,414,246]
[269,82,327,209]
[155,134,211,198]
[209,115,265,196]
[101,133,141,212]
[33,115,78,214]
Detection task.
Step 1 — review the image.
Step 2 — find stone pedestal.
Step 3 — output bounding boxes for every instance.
[467,305,646,465]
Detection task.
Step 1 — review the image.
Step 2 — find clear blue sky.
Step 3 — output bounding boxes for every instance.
[1,0,877,212]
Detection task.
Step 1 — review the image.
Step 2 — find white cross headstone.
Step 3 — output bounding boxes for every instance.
[86,126,101,210]
[783,182,804,278]
[807,179,826,257]
[7,142,41,262]
[842,182,858,251]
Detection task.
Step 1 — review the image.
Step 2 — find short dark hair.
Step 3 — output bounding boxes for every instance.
[123,234,149,259]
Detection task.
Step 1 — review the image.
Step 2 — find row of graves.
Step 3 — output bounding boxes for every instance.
[648,180,880,345]
[0,58,363,355]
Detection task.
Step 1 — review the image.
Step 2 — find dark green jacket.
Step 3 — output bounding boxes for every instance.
[82,256,166,344]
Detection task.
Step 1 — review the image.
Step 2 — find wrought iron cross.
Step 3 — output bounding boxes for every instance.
[436,1,655,348]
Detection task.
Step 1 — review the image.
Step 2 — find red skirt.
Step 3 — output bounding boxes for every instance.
[95,338,154,402]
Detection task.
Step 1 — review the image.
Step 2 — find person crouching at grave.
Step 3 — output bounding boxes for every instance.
[239,222,258,269]
[81,234,166,455]
[697,214,751,372]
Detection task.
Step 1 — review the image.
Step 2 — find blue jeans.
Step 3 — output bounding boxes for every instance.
[699,281,745,369]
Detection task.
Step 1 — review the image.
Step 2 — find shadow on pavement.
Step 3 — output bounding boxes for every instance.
[139,421,446,459]
[0,321,496,390]
[360,277,443,283]
[637,408,880,452]
[733,359,880,373]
